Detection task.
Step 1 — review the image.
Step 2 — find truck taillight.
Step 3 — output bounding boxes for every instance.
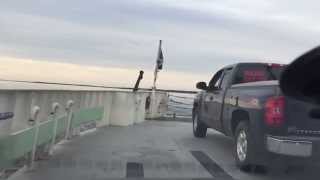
[264,96,285,127]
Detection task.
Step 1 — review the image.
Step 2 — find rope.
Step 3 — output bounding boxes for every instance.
[168,94,195,100]
[169,99,193,106]
[167,105,193,109]
[166,112,192,116]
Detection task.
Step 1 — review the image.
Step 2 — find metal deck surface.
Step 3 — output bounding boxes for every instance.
[9,121,320,180]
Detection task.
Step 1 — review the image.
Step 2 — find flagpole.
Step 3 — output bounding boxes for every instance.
[152,65,158,90]
[151,40,162,118]
[151,64,157,117]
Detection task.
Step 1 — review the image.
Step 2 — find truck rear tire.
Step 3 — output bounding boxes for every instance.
[234,121,254,171]
[192,110,207,138]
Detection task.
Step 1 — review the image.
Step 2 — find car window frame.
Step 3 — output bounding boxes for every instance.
[208,69,224,91]
[220,68,233,89]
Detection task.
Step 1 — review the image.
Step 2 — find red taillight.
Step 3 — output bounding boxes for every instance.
[264,96,285,127]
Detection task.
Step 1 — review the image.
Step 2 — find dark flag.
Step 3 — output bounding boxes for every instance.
[156,40,164,70]
[153,40,164,90]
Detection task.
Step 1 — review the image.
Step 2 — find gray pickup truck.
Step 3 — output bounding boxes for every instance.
[193,63,320,170]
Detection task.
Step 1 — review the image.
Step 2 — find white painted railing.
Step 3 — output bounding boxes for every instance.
[0,82,168,175]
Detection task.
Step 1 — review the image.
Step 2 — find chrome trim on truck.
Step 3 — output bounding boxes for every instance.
[266,136,312,157]
[296,129,320,135]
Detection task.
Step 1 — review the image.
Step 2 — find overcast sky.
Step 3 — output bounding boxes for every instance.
[0,0,319,89]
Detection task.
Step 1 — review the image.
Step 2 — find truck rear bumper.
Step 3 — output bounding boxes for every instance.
[266,135,313,157]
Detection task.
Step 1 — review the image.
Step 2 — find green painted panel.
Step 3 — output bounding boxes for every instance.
[0,127,36,167]
[57,116,68,135]
[71,107,104,128]
[37,119,54,146]
[10,128,36,159]
[0,107,105,168]
[0,136,15,167]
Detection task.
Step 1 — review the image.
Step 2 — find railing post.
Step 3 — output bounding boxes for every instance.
[28,106,40,170]
[65,100,74,140]
[49,102,60,155]
[134,93,142,124]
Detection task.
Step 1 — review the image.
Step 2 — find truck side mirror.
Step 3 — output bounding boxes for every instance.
[196,82,207,90]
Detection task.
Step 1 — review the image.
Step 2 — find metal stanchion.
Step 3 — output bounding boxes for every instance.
[28,106,40,170]
[65,100,74,140]
[49,103,60,155]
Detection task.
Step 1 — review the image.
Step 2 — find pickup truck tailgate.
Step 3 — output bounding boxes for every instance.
[286,97,320,136]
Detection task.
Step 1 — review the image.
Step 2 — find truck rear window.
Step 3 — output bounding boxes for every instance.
[233,64,286,84]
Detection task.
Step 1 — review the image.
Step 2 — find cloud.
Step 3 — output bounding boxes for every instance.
[0,0,319,89]
[0,56,209,90]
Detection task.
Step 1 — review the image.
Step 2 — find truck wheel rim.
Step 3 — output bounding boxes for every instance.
[237,130,247,162]
[193,114,198,132]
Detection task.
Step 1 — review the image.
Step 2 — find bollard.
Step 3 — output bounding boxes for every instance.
[28,106,40,170]
[65,100,74,140]
[49,102,60,155]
